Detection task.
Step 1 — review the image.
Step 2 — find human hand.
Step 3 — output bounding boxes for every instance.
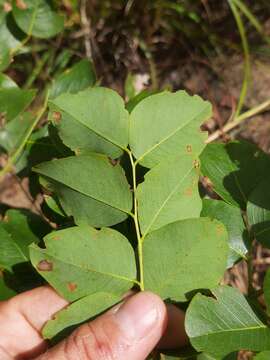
[0,286,188,359]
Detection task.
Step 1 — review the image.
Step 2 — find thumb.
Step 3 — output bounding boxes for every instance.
[36,291,167,360]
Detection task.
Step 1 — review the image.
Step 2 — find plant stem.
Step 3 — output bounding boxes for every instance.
[228,0,251,119]
[127,150,144,291]
[206,98,270,143]
[0,90,49,180]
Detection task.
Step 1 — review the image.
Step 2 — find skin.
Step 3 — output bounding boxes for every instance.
[0,286,188,359]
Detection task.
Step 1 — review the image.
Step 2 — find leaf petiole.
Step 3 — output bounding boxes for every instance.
[126,149,144,291]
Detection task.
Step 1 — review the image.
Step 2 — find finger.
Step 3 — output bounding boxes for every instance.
[158,304,189,349]
[0,286,68,358]
[35,291,167,360]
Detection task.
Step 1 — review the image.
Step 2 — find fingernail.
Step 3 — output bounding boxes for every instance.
[114,292,159,342]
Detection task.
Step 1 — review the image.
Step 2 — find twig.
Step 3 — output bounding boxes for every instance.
[80,0,92,60]
[206,98,270,143]
[228,0,251,119]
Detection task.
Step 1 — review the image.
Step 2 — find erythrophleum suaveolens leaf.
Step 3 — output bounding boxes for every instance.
[48,107,122,159]
[0,88,35,122]
[201,199,247,268]
[12,0,64,39]
[129,91,211,168]
[0,11,23,71]
[137,155,201,235]
[0,112,36,154]
[254,352,270,360]
[263,268,270,316]
[143,218,228,301]
[247,178,270,248]
[30,226,137,301]
[186,286,270,357]
[0,73,18,88]
[0,210,43,271]
[49,87,129,151]
[49,59,96,99]
[34,153,132,226]
[200,141,270,209]
[43,292,120,339]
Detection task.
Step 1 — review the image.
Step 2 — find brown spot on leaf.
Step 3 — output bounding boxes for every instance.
[193,159,200,169]
[216,224,224,236]
[37,260,53,272]
[67,282,77,292]
[52,111,62,124]
[75,148,81,156]
[108,157,119,166]
[184,187,193,196]
[16,0,27,9]
[3,2,12,12]
[52,235,60,240]
[186,145,192,153]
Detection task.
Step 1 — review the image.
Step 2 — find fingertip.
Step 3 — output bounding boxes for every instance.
[158,304,189,349]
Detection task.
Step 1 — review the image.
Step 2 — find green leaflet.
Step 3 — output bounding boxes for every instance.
[48,106,122,159]
[247,178,270,247]
[0,112,35,154]
[197,353,238,360]
[143,218,229,301]
[137,155,201,235]
[129,91,211,168]
[254,352,270,360]
[49,87,129,150]
[0,73,18,88]
[263,269,270,316]
[0,88,35,122]
[186,286,270,357]
[0,209,45,272]
[0,12,23,71]
[0,276,17,301]
[30,226,137,301]
[43,292,120,339]
[42,177,128,227]
[201,199,247,268]
[200,141,270,209]
[34,153,132,227]
[12,0,64,39]
[50,59,96,99]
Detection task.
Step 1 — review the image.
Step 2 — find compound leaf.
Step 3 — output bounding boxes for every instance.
[201,199,247,268]
[137,155,201,236]
[49,87,129,151]
[34,154,132,227]
[186,286,270,357]
[30,226,137,301]
[43,292,120,339]
[200,141,270,209]
[143,218,228,301]
[50,59,96,99]
[247,178,270,248]
[12,0,64,39]
[129,91,211,168]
